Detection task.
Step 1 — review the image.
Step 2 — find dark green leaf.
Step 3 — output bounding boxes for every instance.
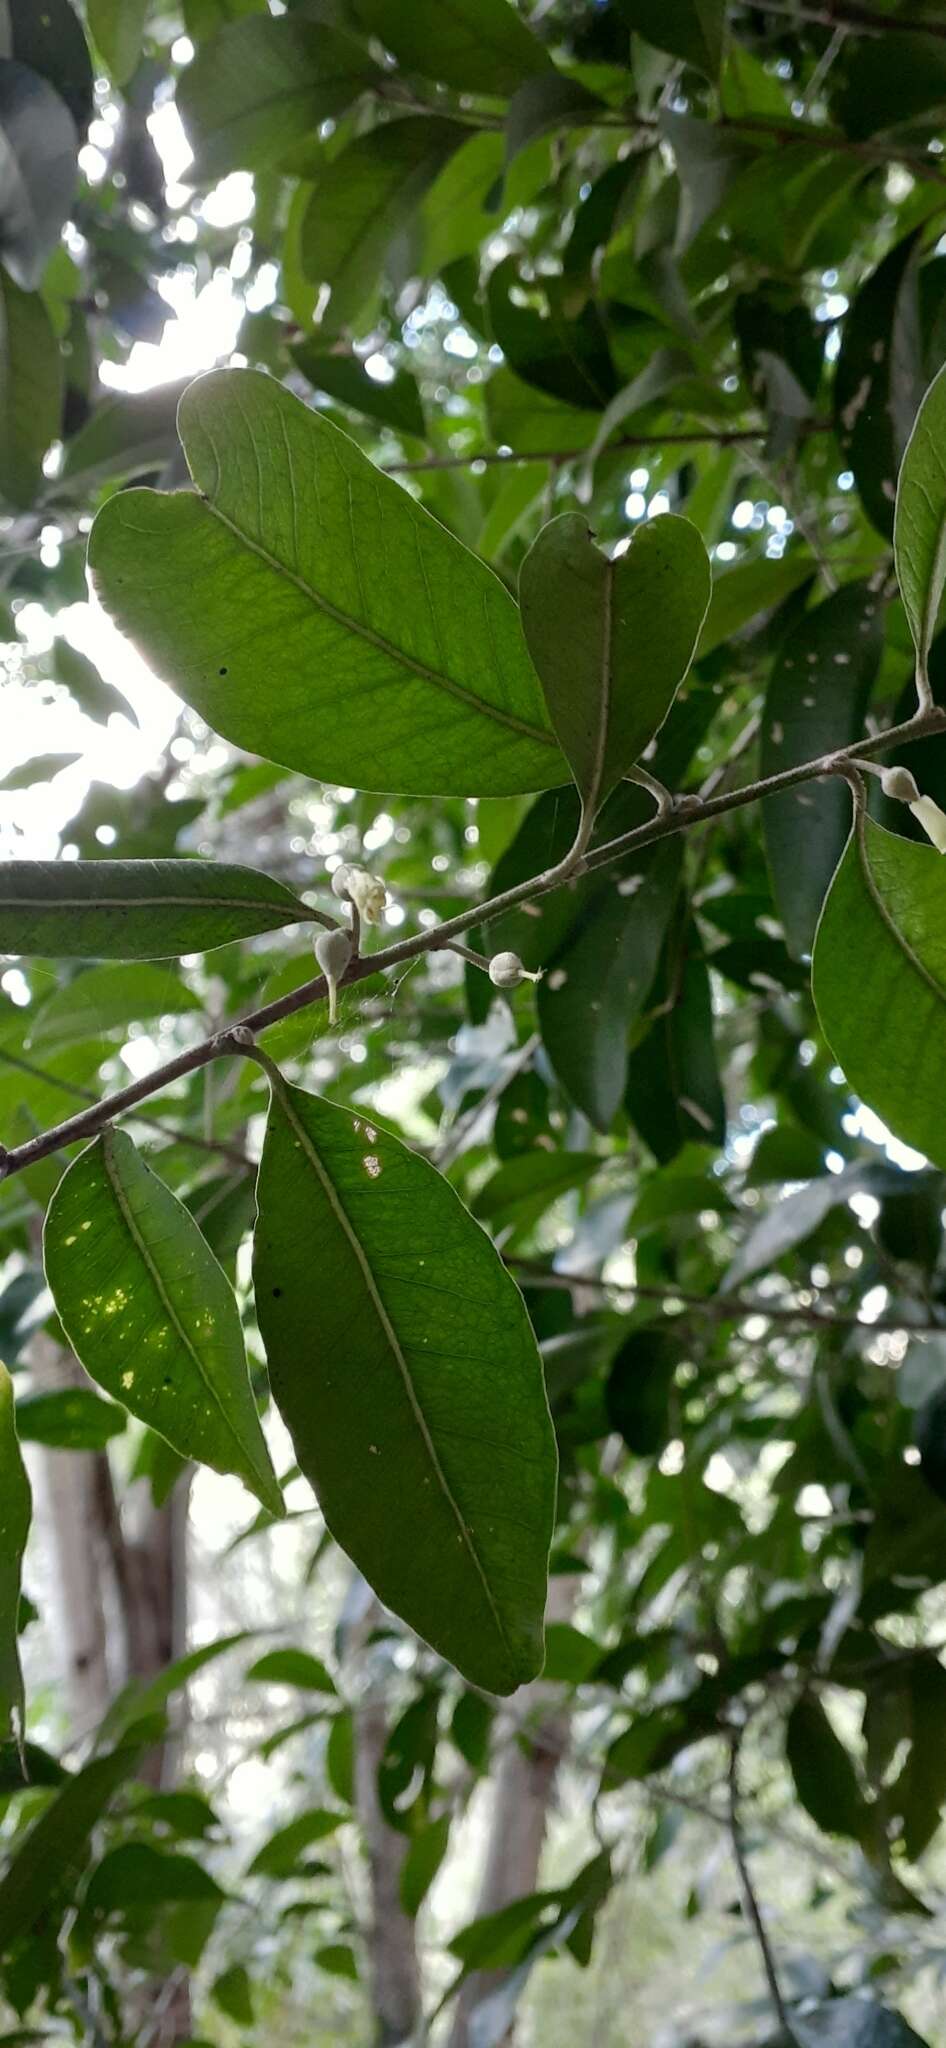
[253,1076,557,1693]
[299,119,465,335]
[895,360,946,698]
[785,1695,871,1842]
[44,1129,282,1514]
[761,583,883,957]
[245,1649,336,1694]
[89,368,563,798]
[14,1387,126,1450]
[605,1329,677,1458]
[0,858,314,958]
[85,1841,224,1912]
[624,932,724,1163]
[315,1942,359,1979]
[4,0,93,130]
[177,15,379,180]
[0,1365,29,1746]
[247,1807,345,1877]
[834,34,946,142]
[0,1741,143,1955]
[0,271,60,508]
[212,1965,254,2025]
[326,1709,354,1805]
[399,1813,451,1916]
[352,0,550,96]
[0,60,76,291]
[505,74,604,174]
[519,513,710,820]
[813,811,946,1169]
[292,346,425,439]
[472,1151,601,1243]
[616,0,724,79]
[834,232,924,540]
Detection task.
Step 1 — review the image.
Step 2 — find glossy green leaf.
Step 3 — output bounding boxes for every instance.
[536,840,683,1130]
[14,1386,126,1450]
[176,15,379,179]
[44,1128,282,1515]
[253,1076,557,1692]
[0,858,314,958]
[520,513,710,822]
[895,361,946,697]
[30,962,200,1048]
[247,1807,345,1878]
[813,811,946,1169]
[0,1365,29,1747]
[88,0,149,84]
[299,118,465,335]
[245,1648,336,1694]
[0,271,61,509]
[617,0,724,79]
[352,0,550,95]
[761,583,882,957]
[89,368,562,798]
[0,1741,144,1954]
[0,60,76,291]
[292,346,425,439]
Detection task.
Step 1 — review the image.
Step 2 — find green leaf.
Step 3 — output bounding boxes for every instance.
[292,346,425,439]
[0,1365,29,1747]
[0,858,314,958]
[472,1150,601,1245]
[605,1329,677,1458]
[0,60,77,292]
[796,2001,930,2048]
[4,0,93,130]
[0,1740,144,1955]
[299,118,465,335]
[52,639,137,727]
[44,1129,282,1515]
[835,231,924,541]
[253,1076,557,1692]
[88,368,562,799]
[895,361,946,698]
[696,553,814,660]
[14,1387,126,1450]
[536,840,683,1131]
[833,33,946,142]
[176,15,379,180]
[30,963,201,1049]
[315,1942,359,1980]
[247,1807,345,1877]
[0,754,79,792]
[624,930,724,1163]
[616,0,724,79]
[399,1813,451,1916]
[212,1965,255,2025]
[0,271,61,508]
[100,1631,253,1744]
[813,810,946,1169]
[57,379,190,495]
[723,1168,862,1290]
[506,74,604,174]
[85,1841,224,1913]
[351,0,551,96]
[87,0,149,85]
[785,1695,871,1842]
[487,258,617,409]
[761,583,883,957]
[245,1648,336,1694]
[519,513,710,822]
[326,1709,354,1805]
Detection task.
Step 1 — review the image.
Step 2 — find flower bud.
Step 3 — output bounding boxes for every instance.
[910,792,946,855]
[330,864,352,900]
[315,928,353,1024]
[879,765,921,804]
[338,864,387,926]
[488,950,541,990]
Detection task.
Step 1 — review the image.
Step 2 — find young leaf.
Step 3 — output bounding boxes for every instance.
[88,368,563,799]
[761,582,883,957]
[518,513,710,824]
[813,810,946,1169]
[44,1129,282,1516]
[0,858,314,958]
[0,1365,30,1748]
[253,1077,557,1693]
[895,360,946,698]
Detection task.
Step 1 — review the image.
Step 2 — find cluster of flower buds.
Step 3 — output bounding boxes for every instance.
[332,863,387,925]
[876,765,946,853]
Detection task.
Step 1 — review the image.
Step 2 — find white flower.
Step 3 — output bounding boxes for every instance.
[333,864,387,925]
[488,951,542,989]
[910,793,946,855]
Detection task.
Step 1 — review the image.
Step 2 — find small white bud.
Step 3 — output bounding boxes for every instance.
[342,865,387,926]
[910,792,946,855]
[330,864,352,900]
[879,764,921,804]
[488,950,542,990]
[315,928,353,1024]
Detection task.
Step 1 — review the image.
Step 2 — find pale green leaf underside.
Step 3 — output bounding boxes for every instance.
[894,360,946,685]
[0,858,314,958]
[253,1078,557,1692]
[0,1364,30,1746]
[813,811,946,1168]
[44,1129,282,1515]
[519,512,711,817]
[88,369,563,798]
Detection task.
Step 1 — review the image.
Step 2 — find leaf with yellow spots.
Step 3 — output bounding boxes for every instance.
[44,1129,281,1516]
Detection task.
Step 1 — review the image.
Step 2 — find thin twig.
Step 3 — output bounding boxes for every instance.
[507,1257,946,1335]
[0,703,943,1184]
[727,1733,796,2038]
[382,426,808,476]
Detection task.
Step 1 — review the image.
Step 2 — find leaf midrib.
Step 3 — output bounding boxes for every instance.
[100,1131,270,1497]
[190,460,555,752]
[271,1077,515,1676]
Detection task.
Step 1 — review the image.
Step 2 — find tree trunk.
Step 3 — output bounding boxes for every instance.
[28,1333,114,1736]
[355,1687,423,2045]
